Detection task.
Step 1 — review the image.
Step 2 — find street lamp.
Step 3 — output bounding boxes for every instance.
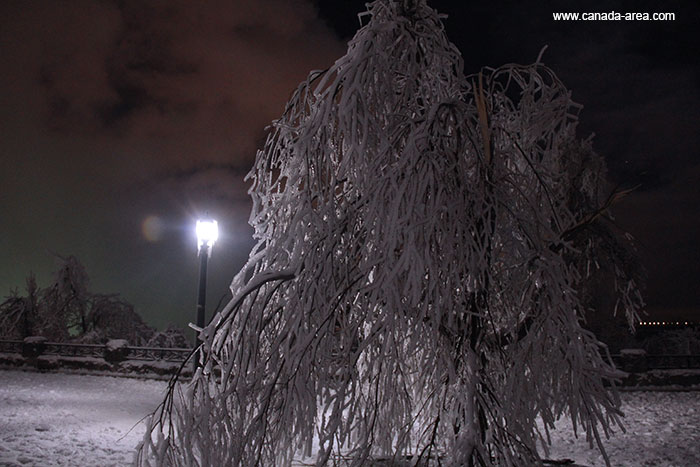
[195,218,218,369]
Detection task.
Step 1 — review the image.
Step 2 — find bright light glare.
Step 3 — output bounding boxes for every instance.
[196,219,218,251]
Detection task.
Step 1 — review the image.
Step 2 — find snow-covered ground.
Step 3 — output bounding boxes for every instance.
[0,370,165,467]
[541,390,700,466]
[1,369,698,466]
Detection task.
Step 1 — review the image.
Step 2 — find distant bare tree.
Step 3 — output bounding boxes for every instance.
[0,273,41,339]
[138,1,643,466]
[1,255,156,345]
[86,294,154,346]
[40,254,91,340]
[147,325,189,349]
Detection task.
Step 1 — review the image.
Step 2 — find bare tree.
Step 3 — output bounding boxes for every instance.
[41,254,91,340]
[1,255,157,344]
[0,273,41,339]
[84,294,154,345]
[138,1,643,466]
[147,325,190,349]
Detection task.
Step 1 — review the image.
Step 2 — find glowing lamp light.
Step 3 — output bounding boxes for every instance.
[196,219,218,255]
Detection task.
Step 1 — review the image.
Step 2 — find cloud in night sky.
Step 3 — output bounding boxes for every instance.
[4,0,344,178]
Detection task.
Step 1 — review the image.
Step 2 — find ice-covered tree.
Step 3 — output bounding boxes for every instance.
[147,325,190,349]
[0,273,41,339]
[0,255,155,343]
[81,293,154,345]
[138,1,643,465]
[0,255,91,341]
[40,254,91,339]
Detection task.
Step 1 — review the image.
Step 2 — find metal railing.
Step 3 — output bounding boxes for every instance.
[644,354,700,370]
[0,340,22,354]
[611,353,700,372]
[123,346,192,362]
[44,342,104,359]
[2,339,698,369]
[0,339,191,362]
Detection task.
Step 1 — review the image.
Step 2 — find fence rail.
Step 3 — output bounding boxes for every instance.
[1,339,699,370]
[0,340,22,354]
[126,346,193,361]
[44,342,104,359]
[0,339,191,363]
[643,354,700,370]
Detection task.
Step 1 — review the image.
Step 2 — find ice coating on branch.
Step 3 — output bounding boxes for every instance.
[137,1,643,466]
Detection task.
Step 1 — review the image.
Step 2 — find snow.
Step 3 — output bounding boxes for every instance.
[105,340,129,351]
[538,390,700,466]
[22,337,47,345]
[0,370,165,467]
[1,369,699,467]
[619,348,647,356]
[0,352,189,379]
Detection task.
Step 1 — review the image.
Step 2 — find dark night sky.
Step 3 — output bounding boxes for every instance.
[1,0,698,330]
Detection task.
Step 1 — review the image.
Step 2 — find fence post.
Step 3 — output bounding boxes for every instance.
[104,339,130,364]
[21,336,47,359]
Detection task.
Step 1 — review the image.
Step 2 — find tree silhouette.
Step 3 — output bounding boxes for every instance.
[81,293,154,345]
[0,273,41,339]
[1,255,156,344]
[41,254,91,339]
[138,1,643,465]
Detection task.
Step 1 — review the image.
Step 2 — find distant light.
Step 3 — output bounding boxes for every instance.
[636,320,696,327]
[196,219,218,255]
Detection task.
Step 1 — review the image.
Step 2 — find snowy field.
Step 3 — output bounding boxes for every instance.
[1,369,699,467]
[0,370,165,466]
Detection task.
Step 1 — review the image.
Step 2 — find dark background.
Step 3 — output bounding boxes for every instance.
[1,0,698,330]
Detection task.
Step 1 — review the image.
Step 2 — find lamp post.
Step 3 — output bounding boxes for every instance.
[195,218,218,369]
